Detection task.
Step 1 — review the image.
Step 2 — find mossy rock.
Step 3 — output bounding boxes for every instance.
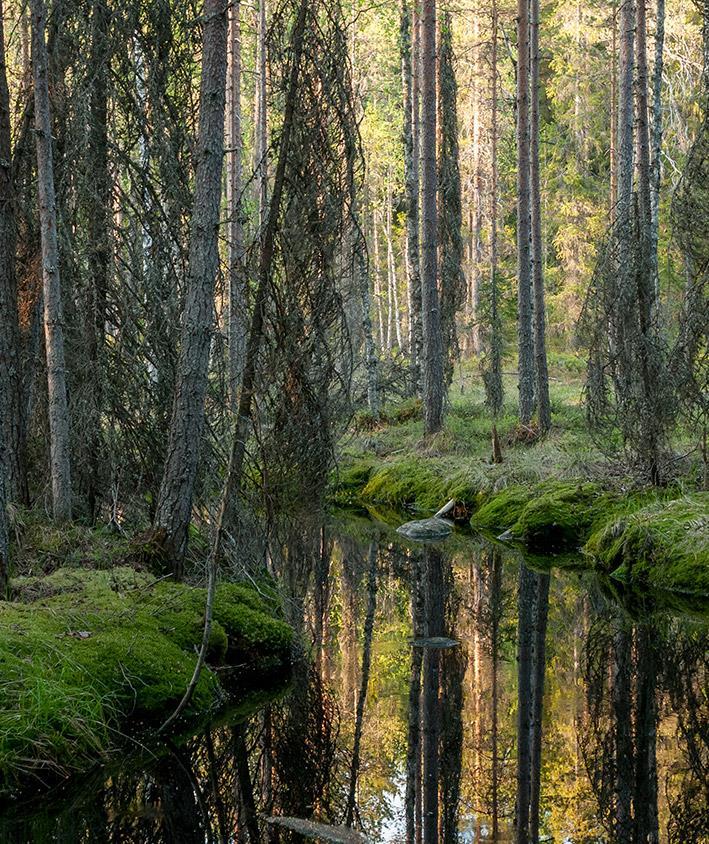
[584,494,709,595]
[0,567,293,792]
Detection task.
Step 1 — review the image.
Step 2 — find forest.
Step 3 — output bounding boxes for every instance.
[0,0,707,841]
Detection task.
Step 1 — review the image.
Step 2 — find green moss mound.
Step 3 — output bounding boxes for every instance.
[584,494,709,595]
[0,567,292,792]
[360,459,447,511]
[470,485,533,532]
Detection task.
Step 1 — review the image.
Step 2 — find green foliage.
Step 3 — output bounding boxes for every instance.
[0,568,292,792]
[585,494,709,595]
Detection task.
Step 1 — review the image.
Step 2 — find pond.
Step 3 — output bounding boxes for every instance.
[2,514,707,843]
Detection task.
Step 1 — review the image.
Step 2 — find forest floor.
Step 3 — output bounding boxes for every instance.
[0,519,293,798]
[331,353,709,602]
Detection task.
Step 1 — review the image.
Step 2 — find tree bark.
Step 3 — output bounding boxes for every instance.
[422,546,444,843]
[515,563,535,844]
[530,0,551,433]
[31,0,72,523]
[406,551,424,844]
[516,0,535,426]
[650,0,665,301]
[153,0,228,572]
[529,572,550,842]
[227,0,246,412]
[255,0,268,226]
[421,0,444,435]
[401,0,423,395]
[613,626,634,842]
[0,0,25,505]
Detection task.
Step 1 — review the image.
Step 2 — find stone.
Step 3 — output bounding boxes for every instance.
[396,516,453,540]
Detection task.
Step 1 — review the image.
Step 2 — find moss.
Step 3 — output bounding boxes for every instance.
[584,494,709,595]
[361,459,447,511]
[330,460,376,505]
[511,482,611,550]
[470,485,534,532]
[0,567,292,792]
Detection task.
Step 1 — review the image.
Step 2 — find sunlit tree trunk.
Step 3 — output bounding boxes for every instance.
[530,0,551,432]
[153,0,228,571]
[421,0,444,434]
[469,10,483,355]
[516,0,535,426]
[386,178,403,349]
[373,211,385,349]
[31,0,72,523]
[610,0,618,217]
[401,0,422,395]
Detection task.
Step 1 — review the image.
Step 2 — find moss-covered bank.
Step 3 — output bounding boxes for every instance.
[585,494,709,595]
[0,567,292,794]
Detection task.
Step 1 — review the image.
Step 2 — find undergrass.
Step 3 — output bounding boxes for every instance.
[0,567,292,794]
[585,493,709,595]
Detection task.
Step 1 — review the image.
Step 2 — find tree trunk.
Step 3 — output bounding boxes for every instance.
[354,205,380,416]
[84,0,110,520]
[469,11,483,355]
[516,0,535,426]
[373,211,385,349]
[31,0,72,523]
[0,0,25,506]
[613,625,634,842]
[386,178,403,349]
[529,572,550,842]
[490,547,502,840]
[406,551,424,844]
[422,547,444,843]
[255,0,268,226]
[227,0,246,412]
[610,0,618,218]
[401,0,423,396]
[421,0,444,435]
[485,0,504,417]
[530,0,551,433]
[650,0,665,302]
[153,0,228,572]
[635,0,653,318]
[515,563,535,844]
[345,543,378,827]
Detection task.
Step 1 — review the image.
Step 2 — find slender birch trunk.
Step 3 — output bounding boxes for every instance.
[31,0,72,523]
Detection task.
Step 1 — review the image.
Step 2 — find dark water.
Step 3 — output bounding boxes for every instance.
[2,515,707,843]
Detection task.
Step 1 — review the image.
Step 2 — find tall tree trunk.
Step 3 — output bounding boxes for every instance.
[153,0,228,572]
[515,563,535,844]
[386,178,403,349]
[516,0,535,426]
[422,547,444,843]
[233,723,261,843]
[530,0,551,433]
[401,0,423,395]
[490,546,502,840]
[529,572,550,842]
[31,0,72,523]
[610,0,618,218]
[421,0,444,435]
[354,204,380,416]
[613,626,634,842]
[617,0,635,217]
[211,0,310,561]
[635,0,653,316]
[406,551,424,844]
[227,0,246,412]
[633,625,659,844]
[0,0,25,507]
[255,0,268,226]
[469,10,483,355]
[345,543,378,827]
[373,212,385,349]
[84,0,110,520]
[485,0,504,417]
[650,0,665,301]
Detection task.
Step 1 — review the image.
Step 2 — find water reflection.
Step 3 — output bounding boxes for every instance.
[2,518,707,843]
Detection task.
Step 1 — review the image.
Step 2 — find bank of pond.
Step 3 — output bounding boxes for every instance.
[0,498,707,842]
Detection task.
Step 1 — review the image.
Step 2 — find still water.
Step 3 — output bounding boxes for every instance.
[2,515,707,843]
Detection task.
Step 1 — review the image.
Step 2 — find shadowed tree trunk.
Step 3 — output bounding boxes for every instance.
[153,0,228,574]
[613,625,634,841]
[227,0,246,410]
[516,0,535,426]
[31,0,72,523]
[234,723,261,843]
[0,0,25,506]
[529,0,551,433]
[515,563,535,844]
[421,0,444,435]
[422,546,444,843]
[529,572,550,841]
[345,542,378,827]
[406,550,425,844]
